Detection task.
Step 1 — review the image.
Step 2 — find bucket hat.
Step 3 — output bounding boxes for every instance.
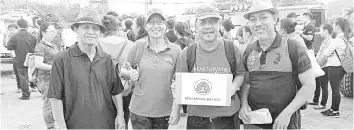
[71,9,106,32]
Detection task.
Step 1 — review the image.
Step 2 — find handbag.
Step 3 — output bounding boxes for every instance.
[113,41,131,96]
[307,50,325,78]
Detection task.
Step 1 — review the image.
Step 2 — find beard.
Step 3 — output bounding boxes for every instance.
[256,32,269,41]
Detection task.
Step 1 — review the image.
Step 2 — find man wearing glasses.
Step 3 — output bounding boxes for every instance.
[176,5,246,129]
[121,8,182,129]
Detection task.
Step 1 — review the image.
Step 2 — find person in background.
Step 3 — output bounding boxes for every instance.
[121,8,181,129]
[34,22,60,129]
[3,24,20,92]
[235,25,255,54]
[279,18,307,48]
[7,19,38,100]
[100,15,134,129]
[174,21,194,50]
[300,13,315,50]
[125,19,136,42]
[316,17,352,117]
[222,18,235,41]
[165,18,178,43]
[312,24,335,110]
[286,12,300,23]
[48,9,125,129]
[133,15,148,40]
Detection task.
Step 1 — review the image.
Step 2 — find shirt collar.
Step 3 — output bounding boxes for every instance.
[255,33,282,52]
[42,40,54,47]
[71,42,104,58]
[145,36,172,50]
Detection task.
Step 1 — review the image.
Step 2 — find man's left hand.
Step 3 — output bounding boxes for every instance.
[168,107,180,125]
[273,112,291,130]
[115,115,126,129]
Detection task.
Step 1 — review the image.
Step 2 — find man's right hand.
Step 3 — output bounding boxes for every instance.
[239,103,252,123]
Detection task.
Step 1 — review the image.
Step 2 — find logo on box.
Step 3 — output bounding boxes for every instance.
[194,79,212,95]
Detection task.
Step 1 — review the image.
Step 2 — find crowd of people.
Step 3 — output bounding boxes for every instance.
[1,0,353,129]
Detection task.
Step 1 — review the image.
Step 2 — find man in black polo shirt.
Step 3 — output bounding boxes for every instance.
[300,13,315,49]
[7,19,37,100]
[48,9,125,129]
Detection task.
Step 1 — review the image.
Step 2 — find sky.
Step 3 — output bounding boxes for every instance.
[27,0,337,16]
[28,0,214,15]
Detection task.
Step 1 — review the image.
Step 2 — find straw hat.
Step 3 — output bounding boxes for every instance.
[243,0,278,20]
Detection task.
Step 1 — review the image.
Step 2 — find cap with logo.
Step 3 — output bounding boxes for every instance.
[146,8,166,22]
[195,5,221,20]
[243,0,279,20]
[71,9,106,32]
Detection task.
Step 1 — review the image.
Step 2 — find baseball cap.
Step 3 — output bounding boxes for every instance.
[195,5,221,20]
[146,8,166,22]
[287,12,299,18]
[303,12,313,19]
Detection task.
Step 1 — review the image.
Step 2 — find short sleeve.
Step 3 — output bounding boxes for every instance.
[176,47,188,73]
[323,38,345,57]
[233,44,246,75]
[47,54,65,99]
[110,58,123,95]
[288,39,312,74]
[34,43,46,57]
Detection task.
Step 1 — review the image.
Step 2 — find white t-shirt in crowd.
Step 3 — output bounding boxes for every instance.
[323,33,347,67]
[317,37,333,68]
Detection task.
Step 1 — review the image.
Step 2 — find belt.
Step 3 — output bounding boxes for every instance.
[191,115,234,123]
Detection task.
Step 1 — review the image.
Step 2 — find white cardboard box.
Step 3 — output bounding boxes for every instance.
[175,73,233,106]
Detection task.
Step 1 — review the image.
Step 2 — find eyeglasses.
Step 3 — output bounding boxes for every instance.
[147,21,166,26]
[46,30,57,33]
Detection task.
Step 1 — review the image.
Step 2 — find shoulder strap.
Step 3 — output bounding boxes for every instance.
[132,41,145,69]
[187,43,198,72]
[115,41,128,61]
[334,37,349,62]
[223,39,237,79]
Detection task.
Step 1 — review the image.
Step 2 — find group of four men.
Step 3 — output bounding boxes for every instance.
[46,0,315,129]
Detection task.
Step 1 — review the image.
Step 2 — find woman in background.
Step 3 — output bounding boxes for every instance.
[174,21,194,50]
[100,15,134,129]
[317,17,352,117]
[34,22,60,129]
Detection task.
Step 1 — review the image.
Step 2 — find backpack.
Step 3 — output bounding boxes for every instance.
[186,39,238,98]
[335,37,354,73]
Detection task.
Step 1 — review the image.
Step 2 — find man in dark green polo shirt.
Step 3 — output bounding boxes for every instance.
[239,0,315,129]
[48,9,125,129]
[176,5,246,129]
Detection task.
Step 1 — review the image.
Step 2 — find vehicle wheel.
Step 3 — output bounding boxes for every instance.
[340,73,353,98]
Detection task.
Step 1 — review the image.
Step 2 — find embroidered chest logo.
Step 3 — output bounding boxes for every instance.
[164,56,174,64]
[273,53,281,64]
[248,55,257,68]
[194,79,212,95]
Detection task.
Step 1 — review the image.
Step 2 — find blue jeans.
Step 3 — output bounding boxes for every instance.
[186,112,239,129]
[17,67,30,97]
[37,81,55,129]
